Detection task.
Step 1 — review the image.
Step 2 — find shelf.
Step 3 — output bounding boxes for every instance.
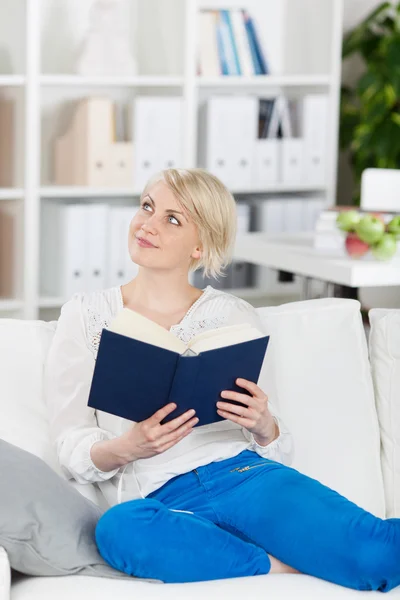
[197,75,333,88]
[40,187,141,199]
[40,184,326,199]
[0,299,24,312]
[0,75,25,87]
[0,188,23,200]
[232,183,327,195]
[40,75,184,87]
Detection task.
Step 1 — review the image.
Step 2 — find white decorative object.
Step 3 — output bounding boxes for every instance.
[75,0,137,77]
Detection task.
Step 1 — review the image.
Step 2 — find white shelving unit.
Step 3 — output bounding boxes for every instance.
[0,0,344,319]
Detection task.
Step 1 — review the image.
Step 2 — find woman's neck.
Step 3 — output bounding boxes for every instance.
[121,270,203,318]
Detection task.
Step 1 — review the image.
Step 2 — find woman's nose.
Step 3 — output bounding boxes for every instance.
[141,215,158,234]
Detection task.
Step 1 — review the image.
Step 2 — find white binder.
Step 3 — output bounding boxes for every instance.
[156,98,183,171]
[107,206,139,288]
[303,196,325,231]
[199,97,231,187]
[253,139,279,188]
[255,198,301,296]
[199,96,258,191]
[133,97,183,192]
[86,204,109,292]
[121,206,140,281]
[281,138,305,184]
[40,202,88,298]
[282,198,304,233]
[302,94,329,186]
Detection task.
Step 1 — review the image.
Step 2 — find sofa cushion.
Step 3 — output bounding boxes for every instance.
[0,319,59,472]
[368,308,400,518]
[256,298,385,518]
[0,439,159,582]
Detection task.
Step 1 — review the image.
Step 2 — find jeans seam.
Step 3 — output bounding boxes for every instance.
[193,469,221,523]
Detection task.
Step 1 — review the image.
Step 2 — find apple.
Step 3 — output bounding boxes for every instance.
[355,215,385,244]
[371,233,398,261]
[387,215,400,240]
[336,210,361,232]
[345,233,370,258]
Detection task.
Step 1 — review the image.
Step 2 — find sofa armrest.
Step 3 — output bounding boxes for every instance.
[0,547,10,600]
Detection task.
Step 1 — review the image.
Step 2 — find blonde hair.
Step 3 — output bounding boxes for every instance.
[141,168,237,279]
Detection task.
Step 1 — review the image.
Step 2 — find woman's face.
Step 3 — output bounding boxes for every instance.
[127,180,201,273]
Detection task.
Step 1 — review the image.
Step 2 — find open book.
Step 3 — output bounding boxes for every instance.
[88,308,269,426]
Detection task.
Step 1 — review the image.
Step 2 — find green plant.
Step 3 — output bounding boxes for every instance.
[340,2,400,204]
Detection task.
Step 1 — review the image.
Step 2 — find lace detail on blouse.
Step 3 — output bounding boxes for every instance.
[87,305,112,359]
[85,286,225,358]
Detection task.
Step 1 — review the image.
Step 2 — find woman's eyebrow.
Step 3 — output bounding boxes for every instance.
[144,193,187,219]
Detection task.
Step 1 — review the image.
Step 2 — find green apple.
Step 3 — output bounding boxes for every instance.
[355,215,385,244]
[371,233,398,261]
[336,210,361,232]
[388,215,400,240]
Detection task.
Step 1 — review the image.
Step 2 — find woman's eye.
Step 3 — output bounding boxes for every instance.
[168,215,180,226]
[141,202,152,212]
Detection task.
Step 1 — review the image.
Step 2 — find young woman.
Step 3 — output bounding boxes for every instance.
[45,168,400,591]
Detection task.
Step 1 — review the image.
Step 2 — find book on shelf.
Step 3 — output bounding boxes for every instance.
[88,308,269,427]
[198,8,269,77]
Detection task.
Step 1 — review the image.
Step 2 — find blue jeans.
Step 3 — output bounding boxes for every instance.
[95,450,400,591]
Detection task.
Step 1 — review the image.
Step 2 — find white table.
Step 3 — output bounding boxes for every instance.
[234,232,400,300]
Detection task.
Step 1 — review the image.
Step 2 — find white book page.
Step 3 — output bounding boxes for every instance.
[109,308,186,354]
[189,323,264,354]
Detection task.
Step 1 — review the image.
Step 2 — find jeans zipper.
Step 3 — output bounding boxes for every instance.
[230,463,267,473]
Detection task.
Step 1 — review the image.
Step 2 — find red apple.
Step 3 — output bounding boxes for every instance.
[345,233,370,258]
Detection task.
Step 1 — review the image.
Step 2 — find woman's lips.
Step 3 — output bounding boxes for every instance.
[136,236,156,248]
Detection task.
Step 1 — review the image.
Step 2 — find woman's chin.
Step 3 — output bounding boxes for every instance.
[128,251,156,269]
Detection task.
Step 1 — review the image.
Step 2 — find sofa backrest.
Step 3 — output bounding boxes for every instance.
[369,308,400,518]
[257,298,385,518]
[0,299,388,518]
[0,319,60,474]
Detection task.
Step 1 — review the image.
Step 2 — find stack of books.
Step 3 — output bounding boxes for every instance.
[198,9,269,76]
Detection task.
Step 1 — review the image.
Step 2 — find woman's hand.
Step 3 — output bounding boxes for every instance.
[216,378,278,447]
[118,403,199,462]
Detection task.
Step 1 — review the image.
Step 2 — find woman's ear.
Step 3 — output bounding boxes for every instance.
[191,246,202,260]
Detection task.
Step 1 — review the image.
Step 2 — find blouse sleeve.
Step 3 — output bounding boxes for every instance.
[44,294,120,484]
[228,296,295,467]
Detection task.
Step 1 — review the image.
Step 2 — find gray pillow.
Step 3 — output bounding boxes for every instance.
[0,439,160,582]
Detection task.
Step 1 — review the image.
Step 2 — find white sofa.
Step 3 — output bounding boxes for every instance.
[1,297,399,599]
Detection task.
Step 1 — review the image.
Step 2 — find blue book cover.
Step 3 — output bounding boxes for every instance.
[242,10,262,75]
[216,12,229,75]
[245,11,269,75]
[222,10,241,75]
[88,328,269,426]
[218,10,240,75]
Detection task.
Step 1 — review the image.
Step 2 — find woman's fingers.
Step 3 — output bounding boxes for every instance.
[235,378,268,400]
[219,390,257,408]
[148,404,196,430]
[158,416,199,446]
[163,408,197,432]
[149,402,178,426]
[217,402,252,417]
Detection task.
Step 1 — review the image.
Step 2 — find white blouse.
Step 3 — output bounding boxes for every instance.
[44,285,294,508]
